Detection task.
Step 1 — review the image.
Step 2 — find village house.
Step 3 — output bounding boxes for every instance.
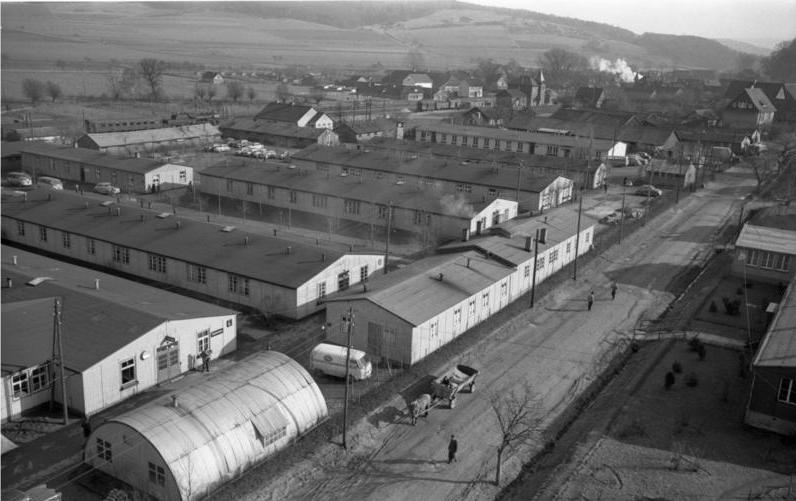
[1,190,385,319]
[722,87,776,129]
[20,142,194,193]
[574,87,606,109]
[253,102,334,129]
[219,118,339,148]
[198,71,224,85]
[75,124,221,157]
[1,246,237,422]
[732,204,796,285]
[402,73,434,89]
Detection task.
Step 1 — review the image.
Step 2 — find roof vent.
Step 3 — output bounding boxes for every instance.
[156,213,171,219]
[26,277,53,287]
[221,226,236,232]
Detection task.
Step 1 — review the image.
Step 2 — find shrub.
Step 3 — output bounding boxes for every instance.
[672,361,683,373]
[688,336,703,352]
[708,300,717,313]
[665,371,675,390]
[685,372,699,387]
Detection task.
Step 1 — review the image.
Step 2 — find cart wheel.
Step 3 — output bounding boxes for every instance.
[469,382,476,393]
[449,397,456,409]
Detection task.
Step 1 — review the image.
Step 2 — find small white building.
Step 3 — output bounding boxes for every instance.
[1,246,237,422]
[1,190,385,319]
[325,207,597,365]
[84,351,327,501]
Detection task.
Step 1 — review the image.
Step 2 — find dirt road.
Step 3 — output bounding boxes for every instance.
[221,166,756,501]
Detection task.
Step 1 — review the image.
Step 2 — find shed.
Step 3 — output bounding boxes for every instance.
[84,351,327,501]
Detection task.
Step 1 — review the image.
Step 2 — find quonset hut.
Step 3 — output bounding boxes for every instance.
[84,351,327,501]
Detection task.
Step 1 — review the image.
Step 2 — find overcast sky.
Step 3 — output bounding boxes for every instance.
[470,0,796,44]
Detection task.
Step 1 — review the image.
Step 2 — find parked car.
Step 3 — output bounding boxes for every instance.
[211,144,230,152]
[635,185,662,197]
[37,176,64,190]
[4,171,32,187]
[309,343,372,381]
[93,182,121,195]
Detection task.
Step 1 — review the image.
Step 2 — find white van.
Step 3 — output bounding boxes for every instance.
[310,343,372,381]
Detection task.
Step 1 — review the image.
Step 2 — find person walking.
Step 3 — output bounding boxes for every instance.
[81,416,92,439]
[200,349,212,372]
[610,281,618,300]
[587,291,594,311]
[448,435,458,464]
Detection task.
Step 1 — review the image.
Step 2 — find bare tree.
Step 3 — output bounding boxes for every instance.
[226,80,244,102]
[749,153,777,189]
[138,58,166,100]
[488,384,542,485]
[45,81,63,102]
[22,78,45,104]
[206,84,217,102]
[538,48,588,87]
[246,86,257,103]
[194,83,207,102]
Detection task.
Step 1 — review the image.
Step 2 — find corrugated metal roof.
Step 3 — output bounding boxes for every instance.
[736,224,796,256]
[327,250,514,326]
[82,124,220,148]
[414,122,617,150]
[754,280,796,368]
[20,143,165,175]
[106,351,327,500]
[2,190,362,289]
[220,118,326,139]
[292,144,564,193]
[199,161,499,216]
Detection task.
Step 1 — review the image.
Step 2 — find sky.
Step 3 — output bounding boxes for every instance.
[469,0,796,45]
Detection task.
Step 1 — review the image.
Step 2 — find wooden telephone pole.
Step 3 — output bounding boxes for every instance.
[342,307,354,450]
[51,298,69,425]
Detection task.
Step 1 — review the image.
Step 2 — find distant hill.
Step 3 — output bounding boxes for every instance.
[716,39,772,56]
[0,1,752,73]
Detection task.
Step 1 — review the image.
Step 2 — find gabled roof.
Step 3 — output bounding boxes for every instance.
[736,222,796,256]
[254,102,317,122]
[1,246,235,374]
[20,143,167,175]
[574,87,605,106]
[220,118,327,140]
[753,279,796,368]
[551,108,639,127]
[728,87,776,113]
[292,144,569,193]
[80,124,220,148]
[402,73,433,86]
[326,250,514,326]
[2,190,364,289]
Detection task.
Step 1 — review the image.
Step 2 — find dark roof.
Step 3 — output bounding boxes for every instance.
[753,278,796,368]
[574,87,604,105]
[2,190,362,289]
[362,137,594,172]
[749,204,796,232]
[19,143,166,175]
[291,144,566,193]
[674,128,754,144]
[505,116,674,147]
[1,247,235,374]
[200,161,504,215]
[1,141,27,158]
[551,108,639,127]
[254,102,317,123]
[728,87,776,113]
[220,118,326,140]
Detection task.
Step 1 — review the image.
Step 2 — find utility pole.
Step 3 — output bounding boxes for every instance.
[342,307,354,450]
[384,202,392,274]
[675,145,683,204]
[618,183,627,244]
[643,167,653,226]
[573,186,584,281]
[51,299,69,425]
[529,227,544,307]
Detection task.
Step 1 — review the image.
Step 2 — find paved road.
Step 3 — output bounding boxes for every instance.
[265,166,756,501]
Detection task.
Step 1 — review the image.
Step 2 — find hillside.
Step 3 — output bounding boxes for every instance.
[0,1,749,72]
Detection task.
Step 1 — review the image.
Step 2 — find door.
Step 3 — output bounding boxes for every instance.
[156,340,180,383]
[80,168,87,182]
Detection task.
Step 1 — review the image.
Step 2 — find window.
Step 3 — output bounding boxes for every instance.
[228,274,250,296]
[746,249,791,272]
[120,358,136,387]
[62,232,71,249]
[585,231,590,244]
[488,188,497,197]
[547,145,559,156]
[112,245,130,265]
[11,371,29,398]
[246,183,254,195]
[482,292,490,308]
[536,256,545,270]
[180,170,187,182]
[226,319,233,327]
[148,254,167,274]
[267,186,275,199]
[187,264,207,284]
[39,226,48,242]
[29,364,50,393]
[778,378,796,405]
[344,199,360,215]
[338,270,350,290]
[16,220,25,236]
[414,210,425,225]
[377,205,390,219]
[312,194,328,208]
[148,462,165,486]
[87,239,96,255]
[430,320,439,337]
[226,179,234,192]
[360,265,368,282]
[317,282,326,304]
[524,264,530,278]
[97,438,112,462]
[289,190,297,204]
[550,249,559,264]
[566,241,572,254]
[453,307,462,326]
[316,164,329,173]
[468,298,476,317]
[197,329,210,353]
[500,282,508,297]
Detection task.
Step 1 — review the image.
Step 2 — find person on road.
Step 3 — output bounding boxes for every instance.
[81,416,92,438]
[610,281,618,300]
[200,349,212,372]
[587,291,594,311]
[448,435,458,463]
